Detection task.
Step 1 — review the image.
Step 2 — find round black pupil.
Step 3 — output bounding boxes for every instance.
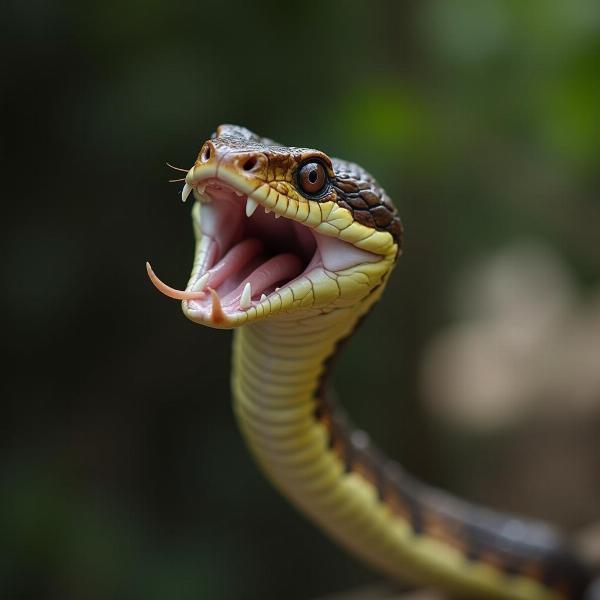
[308,167,318,184]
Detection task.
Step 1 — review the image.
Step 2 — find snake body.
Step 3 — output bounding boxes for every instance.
[148,125,595,599]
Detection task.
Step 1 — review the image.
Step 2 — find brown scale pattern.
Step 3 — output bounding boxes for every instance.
[315,397,572,598]
[331,159,403,244]
[212,125,403,246]
[314,393,592,599]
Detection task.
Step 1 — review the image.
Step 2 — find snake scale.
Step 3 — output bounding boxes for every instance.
[148,125,597,599]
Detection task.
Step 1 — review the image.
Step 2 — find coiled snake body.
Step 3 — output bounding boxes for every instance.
[148,125,596,599]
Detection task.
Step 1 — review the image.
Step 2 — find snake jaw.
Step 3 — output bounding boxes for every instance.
[148,128,399,328]
[170,175,391,329]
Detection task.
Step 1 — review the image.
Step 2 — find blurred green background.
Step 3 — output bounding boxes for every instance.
[2,1,599,599]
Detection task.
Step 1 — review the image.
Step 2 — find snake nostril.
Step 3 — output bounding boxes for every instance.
[242,156,258,171]
[201,143,212,162]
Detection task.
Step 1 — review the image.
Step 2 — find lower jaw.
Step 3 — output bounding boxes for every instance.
[184,241,321,324]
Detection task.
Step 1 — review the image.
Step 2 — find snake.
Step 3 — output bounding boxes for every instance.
[147,124,597,599]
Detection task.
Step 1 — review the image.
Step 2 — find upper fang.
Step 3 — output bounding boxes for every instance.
[181,182,193,203]
[246,198,259,217]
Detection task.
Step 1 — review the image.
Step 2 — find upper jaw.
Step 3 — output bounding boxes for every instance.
[182,162,264,205]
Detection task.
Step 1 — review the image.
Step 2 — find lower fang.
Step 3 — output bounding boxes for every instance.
[260,293,267,302]
[209,287,225,324]
[240,282,252,309]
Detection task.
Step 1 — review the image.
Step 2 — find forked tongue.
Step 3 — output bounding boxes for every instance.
[146,262,206,300]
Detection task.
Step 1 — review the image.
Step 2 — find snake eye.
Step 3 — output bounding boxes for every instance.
[297,161,327,196]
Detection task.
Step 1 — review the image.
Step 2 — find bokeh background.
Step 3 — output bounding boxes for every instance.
[2,1,599,599]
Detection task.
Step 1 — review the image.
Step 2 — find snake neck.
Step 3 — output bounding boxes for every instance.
[231,308,362,424]
[230,311,593,600]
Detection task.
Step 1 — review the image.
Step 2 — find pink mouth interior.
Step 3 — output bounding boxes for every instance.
[147,177,381,320]
[187,181,318,314]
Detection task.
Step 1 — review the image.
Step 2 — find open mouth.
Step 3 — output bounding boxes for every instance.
[148,177,380,325]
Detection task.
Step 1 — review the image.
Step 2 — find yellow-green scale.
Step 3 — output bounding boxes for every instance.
[230,310,563,600]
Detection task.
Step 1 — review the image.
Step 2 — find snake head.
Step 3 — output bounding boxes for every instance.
[148,124,402,329]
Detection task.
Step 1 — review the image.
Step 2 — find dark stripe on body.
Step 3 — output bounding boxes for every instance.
[311,321,594,599]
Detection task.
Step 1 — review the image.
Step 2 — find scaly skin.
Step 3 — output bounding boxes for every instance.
[149,125,595,599]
